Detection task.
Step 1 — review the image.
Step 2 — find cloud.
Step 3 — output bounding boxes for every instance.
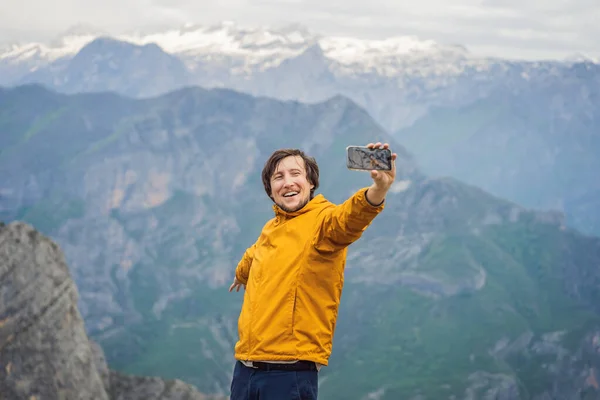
[1,0,598,60]
[242,0,599,58]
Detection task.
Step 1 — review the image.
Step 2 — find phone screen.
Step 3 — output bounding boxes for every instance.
[346,146,392,171]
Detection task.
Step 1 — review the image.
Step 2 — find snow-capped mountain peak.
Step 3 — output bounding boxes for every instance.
[126,21,317,71]
[319,35,471,76]
[0,24,110,64]
[0,21,476,76]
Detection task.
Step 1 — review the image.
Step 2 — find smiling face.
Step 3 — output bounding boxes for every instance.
[270,155,315,212]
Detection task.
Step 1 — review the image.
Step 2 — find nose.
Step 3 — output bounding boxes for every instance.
[283,175,294,187]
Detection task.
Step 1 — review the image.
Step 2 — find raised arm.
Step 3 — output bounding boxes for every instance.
[314,142,397,253]
[313,188,384,252]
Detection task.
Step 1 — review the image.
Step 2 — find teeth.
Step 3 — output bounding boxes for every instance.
[284,192,298,197]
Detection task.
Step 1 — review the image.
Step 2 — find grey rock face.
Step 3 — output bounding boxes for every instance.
[88,336,224,400]
[464,371,520,400]
[107,371,220,400]
[0,221,109,400]
[0,221,225,400]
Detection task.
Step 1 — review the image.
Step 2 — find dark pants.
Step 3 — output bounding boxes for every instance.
[230,361,319,400]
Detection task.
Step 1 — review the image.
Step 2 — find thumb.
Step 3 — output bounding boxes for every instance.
[371,170,379,180]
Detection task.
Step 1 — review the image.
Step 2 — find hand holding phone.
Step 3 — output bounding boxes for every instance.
[346,145,393,171]
[347,142,397,205]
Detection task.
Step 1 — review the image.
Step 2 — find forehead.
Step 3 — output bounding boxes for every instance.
[273,155,305,174]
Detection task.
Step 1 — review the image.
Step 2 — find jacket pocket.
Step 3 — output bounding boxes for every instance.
[290,285,299,337]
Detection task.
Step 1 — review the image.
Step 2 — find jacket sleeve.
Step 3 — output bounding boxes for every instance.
[314,187,385,252]
[235,243,256,284]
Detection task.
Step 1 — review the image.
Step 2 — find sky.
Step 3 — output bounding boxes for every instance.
[0,0,598,60]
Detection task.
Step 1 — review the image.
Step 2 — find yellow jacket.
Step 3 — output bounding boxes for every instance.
[234,187,385,366]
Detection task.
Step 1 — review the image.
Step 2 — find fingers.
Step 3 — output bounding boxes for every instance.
[365,143,397,187]
[367,142,387,149]
[229,282,246,292]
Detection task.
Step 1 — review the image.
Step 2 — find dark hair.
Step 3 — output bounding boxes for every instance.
[261,148,320,200]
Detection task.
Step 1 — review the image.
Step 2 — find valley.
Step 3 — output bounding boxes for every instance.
[1,84,599,399]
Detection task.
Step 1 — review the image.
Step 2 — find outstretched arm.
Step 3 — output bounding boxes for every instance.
[315,142,397,252]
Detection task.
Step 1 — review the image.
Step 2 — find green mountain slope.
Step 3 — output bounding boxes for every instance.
[394,70,600,237]
[1,84,599,399]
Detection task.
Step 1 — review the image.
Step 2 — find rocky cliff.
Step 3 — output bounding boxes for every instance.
[0,221,225,400]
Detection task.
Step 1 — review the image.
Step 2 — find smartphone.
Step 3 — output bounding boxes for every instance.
[346,145,393,171]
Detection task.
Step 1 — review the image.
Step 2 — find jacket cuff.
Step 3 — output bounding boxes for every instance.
[235,270,248,285]
[362,188,385,208]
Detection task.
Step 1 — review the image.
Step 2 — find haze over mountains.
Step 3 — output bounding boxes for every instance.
[3,21,595,129]
[2,21,599,240]
[1,20,600,400]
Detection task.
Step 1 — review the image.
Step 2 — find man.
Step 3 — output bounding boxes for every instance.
[228,142,397,399]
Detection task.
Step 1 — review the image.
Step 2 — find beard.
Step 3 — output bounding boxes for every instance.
[276,196,310,213]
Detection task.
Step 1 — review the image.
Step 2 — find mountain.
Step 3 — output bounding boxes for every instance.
[4,21,598,133]
[0,22,470,83]
[3,23,599,241]
[396,61,600,237]
[17,36,193,98]
[1,84,600,399]
[0,220,225,399]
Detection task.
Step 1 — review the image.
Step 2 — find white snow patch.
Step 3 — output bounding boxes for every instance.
[0,21,485,76]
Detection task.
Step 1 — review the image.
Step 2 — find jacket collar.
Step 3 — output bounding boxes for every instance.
[272,194,327,219]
